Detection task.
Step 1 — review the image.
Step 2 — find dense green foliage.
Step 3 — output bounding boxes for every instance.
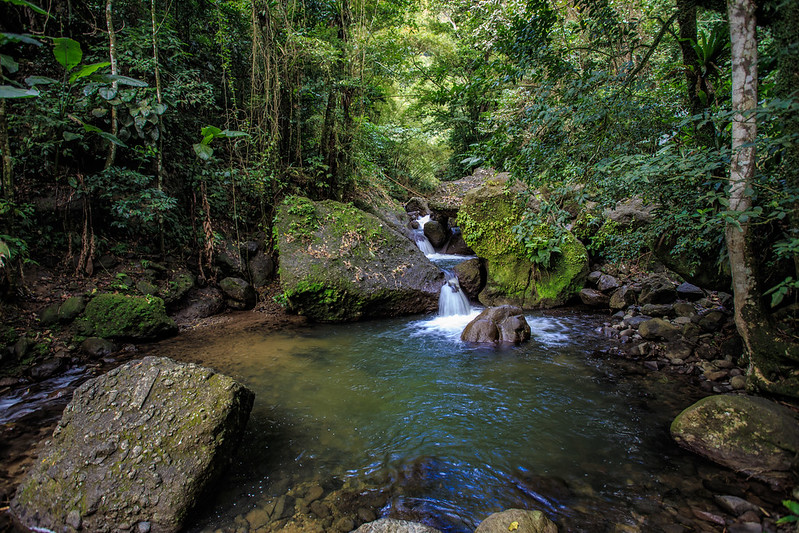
[0,0,796,314]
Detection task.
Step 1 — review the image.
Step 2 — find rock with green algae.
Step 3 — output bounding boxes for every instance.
[276,196,444,322]
[78,293,177,340]
[474,509,558,533]
[457,176,588,308]
[670,394,799,490]
[10,356,255,533]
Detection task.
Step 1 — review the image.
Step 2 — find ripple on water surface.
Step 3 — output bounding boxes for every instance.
[165,312,696,532]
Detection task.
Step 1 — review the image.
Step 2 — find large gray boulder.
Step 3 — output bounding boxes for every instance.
[670,394,799,490]
[354,518,442,533]
[276,196,444,322]
[475,509,558,533]
[11,356,255,533]
[461,306,531,344]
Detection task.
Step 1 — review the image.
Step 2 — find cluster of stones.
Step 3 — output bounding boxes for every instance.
[579,268,744,393]
[207,479,558,533]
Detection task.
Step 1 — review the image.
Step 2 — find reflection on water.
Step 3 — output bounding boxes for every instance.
[148,312,711,532]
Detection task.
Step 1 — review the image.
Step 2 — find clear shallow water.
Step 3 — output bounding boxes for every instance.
[166,311,707,532]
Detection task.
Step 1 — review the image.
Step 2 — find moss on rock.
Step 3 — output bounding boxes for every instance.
[78,293,177,341]
[670,394,799,490]
[276,196,444,322]
[457,177,588,308]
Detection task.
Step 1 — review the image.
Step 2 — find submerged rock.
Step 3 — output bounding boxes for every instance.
[461,305,531,344]
[670,394,799,490]
[11,356,255,533]
[474,509,558,533]
[354,518,441,533]
[276,196,444,322]
[457,175,587,308]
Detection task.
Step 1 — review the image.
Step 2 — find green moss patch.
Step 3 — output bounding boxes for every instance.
[78,293,177,341]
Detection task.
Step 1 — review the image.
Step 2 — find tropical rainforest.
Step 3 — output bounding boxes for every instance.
[1,0,797,393]
[1,0,799,531]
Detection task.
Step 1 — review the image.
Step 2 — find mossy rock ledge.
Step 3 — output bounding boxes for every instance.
[11,356,255,533]
[670,394,799,490]
[276,196,445,322]
[457,176,588,308]
[78,293,178,340]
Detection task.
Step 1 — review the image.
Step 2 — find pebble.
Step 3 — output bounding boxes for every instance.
[714,495,759,516]
[66,510,81,529]
[356,507,376,522]
[692,509,726,525]
[727,523,762,533]
[305,484,324,502]
[730,375,747,390]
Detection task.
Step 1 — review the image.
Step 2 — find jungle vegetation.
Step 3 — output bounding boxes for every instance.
[0,0,797,393]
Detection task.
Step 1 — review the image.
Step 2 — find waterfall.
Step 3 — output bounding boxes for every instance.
[438,274,471,316]
[412,214,435,255]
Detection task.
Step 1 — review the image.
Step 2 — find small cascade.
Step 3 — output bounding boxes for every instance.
[438,274,471,316]
[412,214,435,255]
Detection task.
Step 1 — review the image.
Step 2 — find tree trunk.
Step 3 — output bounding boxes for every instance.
[104,0,118,169]
[726,0,799,398]
[0,99,12,202]
[151,0,165,256]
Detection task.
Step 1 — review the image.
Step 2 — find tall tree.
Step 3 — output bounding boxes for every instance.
[726,0,799,397]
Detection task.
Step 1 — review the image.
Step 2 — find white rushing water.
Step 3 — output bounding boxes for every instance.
[438,276,471,316]
[412,214,436,255]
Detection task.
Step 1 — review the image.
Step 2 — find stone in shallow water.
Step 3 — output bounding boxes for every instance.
[353,518,442,532]
[474,509,558,533]
[670,394,799,490]
[11,356,254,533]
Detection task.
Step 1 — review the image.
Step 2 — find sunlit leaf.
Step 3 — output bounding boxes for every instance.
[69,61,110,83]
[52,37,82,71]
[201,125,222,139]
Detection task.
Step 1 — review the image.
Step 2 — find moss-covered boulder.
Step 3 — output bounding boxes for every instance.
[11,356,254,533]
[58,295,86,323]
[670,394,799,489]
[78,293,177,340]
[276,196,444,322]
[457,176,588,308]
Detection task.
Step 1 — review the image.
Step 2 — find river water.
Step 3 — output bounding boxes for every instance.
[137,309,738,533]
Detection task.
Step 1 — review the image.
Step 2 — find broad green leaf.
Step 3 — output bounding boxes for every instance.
[201,125,222,139]
[193,143,214,160]
[92,74,148,87]
[1,54,19,74]
[69,61,110,83]
[52,37,82,71]
[25,75,58,86]
[95,131,127,147]
[62,131,82,141]
[98,86,117,100]
[154,103,167,115]
[81,123,101,133]
[91,108,107,118]
[220,129,249,138]
[0,85,39,98]
[783,500,799,515]
[3,0,48,16]
[1,33,43,46]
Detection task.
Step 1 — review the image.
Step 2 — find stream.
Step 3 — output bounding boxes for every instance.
[137,307,744,533]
